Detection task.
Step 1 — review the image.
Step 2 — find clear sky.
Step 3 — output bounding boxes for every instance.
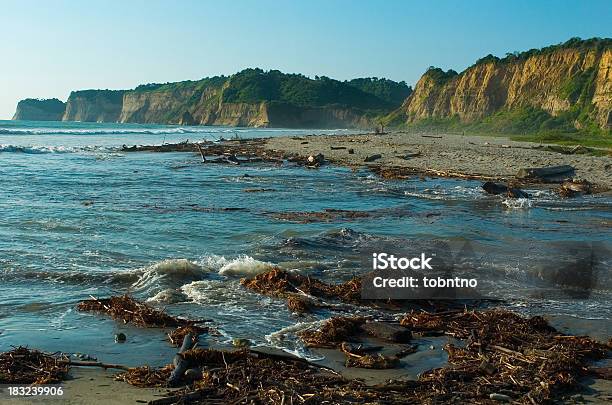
[1,0,611,119]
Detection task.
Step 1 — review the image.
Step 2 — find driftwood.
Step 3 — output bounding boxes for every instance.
[516,165,574,180]
[66,360,130,371]
[168,333,197,387]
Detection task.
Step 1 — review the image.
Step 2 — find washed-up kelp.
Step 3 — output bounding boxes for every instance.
[0,347,70,385]
[265,206,413,224]
[116,364,175,388]
[240,268,361,305]
[116,347,420,404]
[168,325,210,347]
[77,295,208,346]
[402,309,610,403]
[299,317,365,348]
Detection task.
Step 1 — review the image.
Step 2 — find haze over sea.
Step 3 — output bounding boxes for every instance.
[0,120,610,365]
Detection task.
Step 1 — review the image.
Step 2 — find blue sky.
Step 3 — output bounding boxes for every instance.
[1,0,610,118]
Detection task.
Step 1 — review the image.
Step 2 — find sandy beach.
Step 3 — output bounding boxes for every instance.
[265,132,612,189]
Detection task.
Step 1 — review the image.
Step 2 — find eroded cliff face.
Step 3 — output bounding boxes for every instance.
[12,98,65,121]
[15,69,407,128]
[62,90,125,122]
[399,44,612,130]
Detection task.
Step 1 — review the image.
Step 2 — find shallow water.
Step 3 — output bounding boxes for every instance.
[0,120,610,366]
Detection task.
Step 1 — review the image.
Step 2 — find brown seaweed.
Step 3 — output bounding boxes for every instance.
[0,347,70,385]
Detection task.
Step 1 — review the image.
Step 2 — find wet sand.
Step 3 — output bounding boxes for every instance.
[265,132,612,188]
[2,368,166,404]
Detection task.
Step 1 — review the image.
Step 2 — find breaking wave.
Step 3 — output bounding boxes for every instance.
[0,144,113,154]
[0,127,352,136]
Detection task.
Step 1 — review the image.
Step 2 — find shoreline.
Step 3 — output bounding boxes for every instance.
[263,131,612,189]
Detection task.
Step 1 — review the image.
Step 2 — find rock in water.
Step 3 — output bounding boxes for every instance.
[482,182,508,195]
[115,333,127,343]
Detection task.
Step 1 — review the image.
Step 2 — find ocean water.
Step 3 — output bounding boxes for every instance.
[0,120,610,366]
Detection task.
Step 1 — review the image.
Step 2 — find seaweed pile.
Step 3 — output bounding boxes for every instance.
[240,268,361,308]
[116,347,412,404]
[77,295,208,346]
[265,206,413,223]
[299,317,365,348]
[0,347,70,384]
[111,309,609,404]
[402,309,610,403]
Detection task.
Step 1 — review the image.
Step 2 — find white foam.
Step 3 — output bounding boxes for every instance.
[130,258,207,291]
[216,255,276,277]
[502,197,533,209]
[146,288,188,304]
[0,144,114,154]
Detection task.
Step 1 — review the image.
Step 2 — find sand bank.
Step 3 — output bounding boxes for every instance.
[265,132,612,188]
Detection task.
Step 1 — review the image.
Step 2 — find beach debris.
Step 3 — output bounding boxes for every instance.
[77,295,183,328]
[348,148,355,154]
[114,332,127,343]
[399,152,422,159]
[286,294,314,313]
[489,393,512,402]
[557,179,593,197]
[168,333,197,387]
[243,188,276,193]
[299,317,365,348]
[330,146,346,150]
[482,181,509,195]
[240,268,361,305]
[168,324,209,347]
[265,205,412,224]
[340,342,401,369]
[344,353,400,369]
[482,181,529,198]
[232,338,252,348]
[77,295,209,347]
[361,321,412,343]
[306,153,325,168]
[364,153,382,162]
[114,308,610,403]
[267,208,371,223]
[516,164,575,181]
[403,309,609,403]
[0,347,70,384]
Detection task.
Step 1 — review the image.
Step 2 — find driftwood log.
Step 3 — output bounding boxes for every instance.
[168,333,196,387]
[516,165,574,180]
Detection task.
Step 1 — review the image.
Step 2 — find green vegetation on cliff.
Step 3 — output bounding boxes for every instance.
[221,68,411,112]
[387,37,611,145]
[12,98,66,121]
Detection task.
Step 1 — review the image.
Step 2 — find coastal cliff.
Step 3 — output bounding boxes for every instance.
[12,98,65,121]
[62,90,125,122]
[14,70,410,129]
[390,38,612,133]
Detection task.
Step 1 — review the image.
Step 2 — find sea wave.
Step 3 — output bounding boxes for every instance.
[0,144,115,154]
[0,127,233,136]
[0,127,352,136]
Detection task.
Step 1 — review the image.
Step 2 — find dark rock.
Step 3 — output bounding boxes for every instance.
[507,188,529,198]
[114,333,127,343]
[184,368,202,382]
[482,182,508,195]
[361,322,411,343]
[364,154,382,162]
[348,148,355,154]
